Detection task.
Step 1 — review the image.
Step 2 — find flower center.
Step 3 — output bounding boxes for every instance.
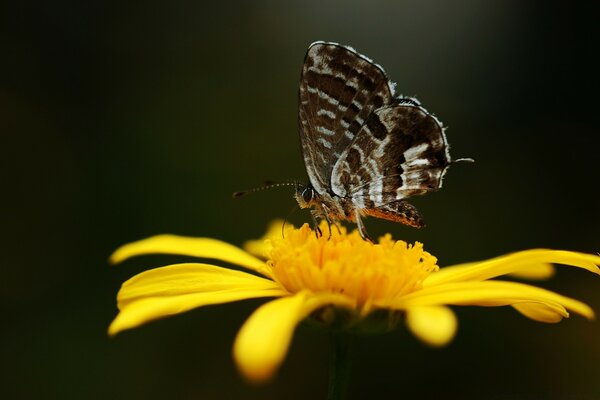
[266,222,438,309]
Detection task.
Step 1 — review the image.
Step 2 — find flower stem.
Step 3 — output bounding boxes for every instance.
[327,331,352,400]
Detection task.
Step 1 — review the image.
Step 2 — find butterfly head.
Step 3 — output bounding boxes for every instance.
[294,183,318,209]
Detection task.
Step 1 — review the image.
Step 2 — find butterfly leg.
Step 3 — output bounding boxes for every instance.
[354,209,372,242]
[332,222,342,235]
[320,203,337,239]
[310,209,323,237]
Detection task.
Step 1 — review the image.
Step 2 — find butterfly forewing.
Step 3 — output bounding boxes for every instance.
[298,42,396,195]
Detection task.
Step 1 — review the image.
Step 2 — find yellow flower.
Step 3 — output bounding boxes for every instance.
[109,221,600,383]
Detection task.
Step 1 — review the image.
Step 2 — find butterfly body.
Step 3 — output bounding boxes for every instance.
[294,182,355,221]
[295,41,469,240]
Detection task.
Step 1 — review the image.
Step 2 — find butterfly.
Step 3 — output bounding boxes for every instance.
[294,41,471,240]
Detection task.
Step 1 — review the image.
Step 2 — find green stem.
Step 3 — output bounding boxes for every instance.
[327,331,352,400]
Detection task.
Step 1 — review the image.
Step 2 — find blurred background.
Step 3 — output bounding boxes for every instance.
[2,1,599,399]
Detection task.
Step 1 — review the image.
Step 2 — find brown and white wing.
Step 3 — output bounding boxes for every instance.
[331,103,451,208]
[298,41,396,195]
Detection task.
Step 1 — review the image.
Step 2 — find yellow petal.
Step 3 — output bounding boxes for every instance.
[405,306,457,347]
[116,263,281,308]
[424,249,600,287]
[233,291,354,384]
[243,219,287,259]
[512,303,565,323]
[110,235,272,278]
[440,262,556,281]
[392,280,593,320]
[109,263,287,336]
[508,263,555,280]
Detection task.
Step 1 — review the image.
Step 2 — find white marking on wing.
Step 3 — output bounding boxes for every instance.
[372,62,385,72]
[344,77,359,90]
[373,135,391,157]
[317,152,328,165]
[317,126,335,136]
[377,108,397,129]
[352,194,366,209]
[309,53,326,69]
[354,145,366,162]
[308,65,333,75]
[399,169,441,192]
[429,137,443,149]
[405,158,431,168]
[404,143,429,160]
[304,164,321,185]
[367,158,379,178]
[352,99,362,110]
[317,138,332,149]
[317,109,336,119]
[307,86,341,107]
[388,81,397,96]
[344,131,354,140]
[369,180,383,204]
[315,89,340,106]
[331,159,351,197]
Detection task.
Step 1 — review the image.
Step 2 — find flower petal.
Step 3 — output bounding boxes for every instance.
[405,306,457,347]
[508,263,555,280]
[116,263,281,308]
[392,280,593,320]
[512,303,565,323]
[110,235,272,277]
[243,220,286,259]
[233,291,354,383]
[424,250,600,287]
[109,263,287,336]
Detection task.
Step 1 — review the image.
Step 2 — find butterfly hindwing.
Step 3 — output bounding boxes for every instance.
[330,103,450,208]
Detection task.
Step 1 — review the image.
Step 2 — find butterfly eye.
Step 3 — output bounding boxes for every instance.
[302,187,313,203]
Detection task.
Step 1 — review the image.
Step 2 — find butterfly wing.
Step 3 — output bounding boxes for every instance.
[331,102,451,212]
[298,42,396,195]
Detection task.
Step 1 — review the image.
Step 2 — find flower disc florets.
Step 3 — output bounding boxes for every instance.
[266,223,439,311]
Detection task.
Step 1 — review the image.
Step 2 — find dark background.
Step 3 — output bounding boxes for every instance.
[3,1,600,399]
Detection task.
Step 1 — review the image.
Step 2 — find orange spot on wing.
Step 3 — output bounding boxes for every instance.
[364,208,424,228]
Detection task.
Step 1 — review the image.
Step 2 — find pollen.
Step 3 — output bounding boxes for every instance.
[266,222,439,310]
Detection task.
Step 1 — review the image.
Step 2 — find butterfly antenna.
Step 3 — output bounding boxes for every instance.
[232,180,299,198]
